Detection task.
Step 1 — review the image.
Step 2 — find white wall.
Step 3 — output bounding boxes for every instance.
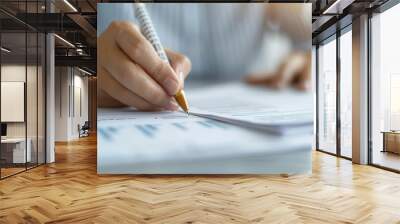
[74,75,89,134]
[54,67,89,141]
[55,66,69,141]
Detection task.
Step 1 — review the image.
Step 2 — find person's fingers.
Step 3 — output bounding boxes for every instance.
[292,69,310,90]
[165,49,192,81]
[103,36,175,108]
[294,80,310,91]
[246,54,300,89]
[271,56,302,89]
[112,21,181,95]
[245,72,282,88]
[247,52,310,89]
[291,52,311,91]
[98,66,156,110]
[99,67,178,111]
[98,89,125,108]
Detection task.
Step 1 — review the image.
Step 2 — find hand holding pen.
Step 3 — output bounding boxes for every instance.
[98,15,191,111]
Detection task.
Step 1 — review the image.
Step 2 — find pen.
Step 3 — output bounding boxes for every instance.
[133,3,190,113]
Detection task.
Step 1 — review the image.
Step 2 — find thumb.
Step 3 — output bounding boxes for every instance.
[165,48,191,83]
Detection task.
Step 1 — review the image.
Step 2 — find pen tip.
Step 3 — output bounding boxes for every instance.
[174,90,190,115]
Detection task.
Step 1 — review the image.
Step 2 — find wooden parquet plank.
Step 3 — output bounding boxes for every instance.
[1,135,400,223]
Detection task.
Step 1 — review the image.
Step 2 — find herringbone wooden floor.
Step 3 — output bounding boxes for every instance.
[1,135,400,224]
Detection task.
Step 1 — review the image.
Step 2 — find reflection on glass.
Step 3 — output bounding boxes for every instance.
[340,30,352,158]
[318,38,337,154]
[371,3,400,171]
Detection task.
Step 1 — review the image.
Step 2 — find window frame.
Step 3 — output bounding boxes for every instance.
[315,24,353,161]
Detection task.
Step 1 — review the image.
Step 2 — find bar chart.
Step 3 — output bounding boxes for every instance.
[99,118,230,141]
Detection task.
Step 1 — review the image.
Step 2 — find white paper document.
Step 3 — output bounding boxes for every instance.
[97,83,313,174]
[98,108,312,173]
[187,83,313,134]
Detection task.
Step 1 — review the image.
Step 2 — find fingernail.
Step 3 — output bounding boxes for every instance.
[179,71,184,88]
[179,71,184,82]
[163,78,179,95]
[164,101,179,111]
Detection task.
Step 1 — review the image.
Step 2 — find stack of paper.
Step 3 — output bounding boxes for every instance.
[187,83,314,134]
[98,108,312,174]
[97,83,314,174]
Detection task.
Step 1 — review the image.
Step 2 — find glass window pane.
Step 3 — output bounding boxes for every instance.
[26,0,39,169]
[318,37,337,154]
[312,46,317,150]
[340,29,352,158]
[371,3,400,171]
[27,31,38,169]
[1,0,46,179]
[38,33,45,165]
[1,31,27,177]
